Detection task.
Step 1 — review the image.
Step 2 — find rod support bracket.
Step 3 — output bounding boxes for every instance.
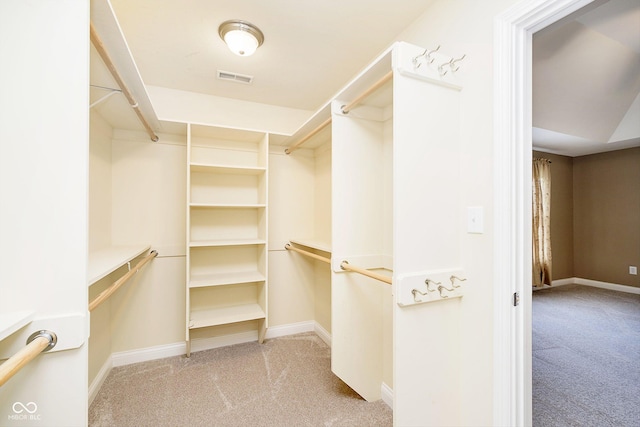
[27,330,57,352]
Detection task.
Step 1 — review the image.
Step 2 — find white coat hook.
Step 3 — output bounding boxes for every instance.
[127,261,131,272]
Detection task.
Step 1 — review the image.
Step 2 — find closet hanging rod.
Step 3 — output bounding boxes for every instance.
[89,250,158,312]
[89,22,159,142]
[284,116,332,155]
[341,71,393,114]
[340,260,392,285]
[285,243,331,264]
[0,330,57,387]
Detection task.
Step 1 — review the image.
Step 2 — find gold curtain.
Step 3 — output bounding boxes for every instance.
[533,158,552,287]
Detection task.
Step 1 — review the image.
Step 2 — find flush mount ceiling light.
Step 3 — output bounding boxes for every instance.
[218,20,264,57]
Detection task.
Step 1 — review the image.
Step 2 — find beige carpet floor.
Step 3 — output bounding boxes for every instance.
[89,332,392,426]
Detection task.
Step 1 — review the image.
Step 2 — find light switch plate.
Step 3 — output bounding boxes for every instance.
[467,206,484,234]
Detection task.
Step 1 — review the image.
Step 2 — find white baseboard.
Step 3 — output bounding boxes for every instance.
[265,320,315,339]
[112,342,186,367]
[88,357,112,405]
[381,382,393,409]
[314,323,332,347]
[191,331,257,353]
[537,277,640,295]
[550,278,575,287]
[574,277,640,294]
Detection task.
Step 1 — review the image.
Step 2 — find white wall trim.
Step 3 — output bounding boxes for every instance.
[112,342,186,367]
[493,1,596,426]
[88,357,113,405]
[534,277,640,294]
[191,331,258,353]
[264,320,316,339]
[314,322,332,347]
[381,382,393,409]
[574,278,640,294]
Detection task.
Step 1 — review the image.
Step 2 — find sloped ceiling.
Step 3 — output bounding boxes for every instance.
[106,0,435,112]
[533,0,640,156]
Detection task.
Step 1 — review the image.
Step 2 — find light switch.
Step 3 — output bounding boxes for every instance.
[467,206,484,234]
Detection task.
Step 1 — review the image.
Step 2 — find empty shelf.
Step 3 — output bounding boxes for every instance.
[88,245,151,286]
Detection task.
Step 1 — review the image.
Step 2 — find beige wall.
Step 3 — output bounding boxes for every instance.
[533,151,574,279]
[574,147,640,287]
[534,147,640,288]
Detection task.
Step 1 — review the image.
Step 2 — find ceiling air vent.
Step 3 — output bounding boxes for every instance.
[217,70,253,84]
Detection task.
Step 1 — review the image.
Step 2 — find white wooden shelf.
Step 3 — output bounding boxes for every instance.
[0,310,36,342]
[190,203,266,209]
[189,239,266,248]
[188,303,266,329]
[190,163,266,175]
[88,245,151,286]
[186,123,269,353]
[290,238,332,253]
[189,271,266,288]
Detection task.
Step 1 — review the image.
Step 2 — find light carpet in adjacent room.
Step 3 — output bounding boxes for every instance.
[533,284,640,427]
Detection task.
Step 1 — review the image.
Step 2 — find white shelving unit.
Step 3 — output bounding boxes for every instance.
[186,124,269,355]
[87,245,151,286]
[0,311,36,342]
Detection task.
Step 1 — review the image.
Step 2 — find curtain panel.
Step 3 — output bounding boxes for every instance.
[533,158,552,286]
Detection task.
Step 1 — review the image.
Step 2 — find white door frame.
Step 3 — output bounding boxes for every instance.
[493,0,596,425]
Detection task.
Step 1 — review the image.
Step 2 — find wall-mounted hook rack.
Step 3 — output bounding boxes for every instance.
[397,269,467,307]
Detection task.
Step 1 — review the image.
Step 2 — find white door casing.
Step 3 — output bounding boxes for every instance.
[493,0,596,425]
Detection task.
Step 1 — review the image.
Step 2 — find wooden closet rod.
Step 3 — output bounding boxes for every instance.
[285,243,331,264]
[340,260,392,285]
[89,250,158,312]
[341,71,393,114]
[0,331,56,387]
[90,22,159,142]
[284,116,332,155]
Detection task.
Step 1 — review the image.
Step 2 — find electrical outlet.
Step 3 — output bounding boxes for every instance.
[630,266,638,275]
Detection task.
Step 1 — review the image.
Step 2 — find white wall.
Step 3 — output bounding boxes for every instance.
[110,130,187,352]
[395,1,520,425]
[88,111,114,387]
[267,147,317,327]
[147,86,314,136]
[0,0,89,425]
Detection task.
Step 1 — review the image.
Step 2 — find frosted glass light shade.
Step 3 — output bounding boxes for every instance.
[224,30,259,56]
[219,20,264,57]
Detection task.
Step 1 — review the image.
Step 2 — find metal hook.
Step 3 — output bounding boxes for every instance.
[425,278,441,292]
[127,261,131,272]
[438,284,455,298]
[413,45,441,69]
[412,288,429,302]
[413,49,428,68]
[438,61,449,76]
[425,45,441,64]
[438,53,466,76]
[450,54,466,72]
[450,275,467,288]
